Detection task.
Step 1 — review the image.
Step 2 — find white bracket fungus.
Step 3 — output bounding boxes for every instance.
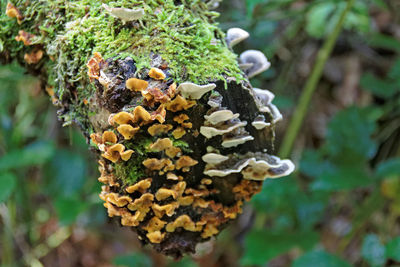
[240,50,271,78]
[222,135,254,148]
[178,82,216,100]
[102,4,145,23]
[207,0,222,9]
[202,153,229,164]
[204,110,239,125]
[239,63,254,71]
[203,155,295,180]
[269,104,283,123]
[251,115,270,130]
[242,158,295,180]
[253,88,275,105]
[253,88,283,124]
[204,158,252,177]
[200,121,247,139]
[226,28,250,47]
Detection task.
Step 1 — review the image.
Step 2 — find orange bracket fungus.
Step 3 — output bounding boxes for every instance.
[0,0,294,259]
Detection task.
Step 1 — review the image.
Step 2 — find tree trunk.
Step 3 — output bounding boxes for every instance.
[0,0,294,258]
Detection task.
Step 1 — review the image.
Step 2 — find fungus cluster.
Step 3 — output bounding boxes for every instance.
[3,0,294,257]
[82,24,295,257]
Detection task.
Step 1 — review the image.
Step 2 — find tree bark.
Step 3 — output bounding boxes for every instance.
[0,0,293,258]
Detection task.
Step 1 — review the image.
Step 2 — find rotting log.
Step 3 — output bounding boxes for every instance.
[0,0,294,258]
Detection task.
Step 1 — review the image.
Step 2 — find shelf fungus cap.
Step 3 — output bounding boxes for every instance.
[127,193,154,211]
[106,193,132,207]
[204,110,240,125]
[149,68,166,80]
[149,138,173,152]
[117,124,140,140]
[125,178,152,194]
[165,95,196,112]
[242,158,295,180]
[207,0,222,9]
[24,49,44,64]
[166,215,197,232]
[113,112,135,125]
[143,158,167,171]
[144,217,167,232]
[126,78,148,91]
[222,135,254,148]
[269,104,283,124]
[152,203,178,217]
[155,188,178,201]
[200,121,247,139]
[120,150,134,161]
[6,2,23,24]
[202,153,229,165]
[148,124,173,136]
[178,82,216,100]
[173,114,189,124]
[204,158,252,177]
[102,144,126,163]
[226,28,249,47]
[172,127,186,139]
[253,88,275,105]
[102,131,118,144]
[132,106,152,124]
[102,3,144,23]
[240,50,271,78]
[165,146,182,158]
[176,156,198,170]
[251,115,270,130]
[147,231,165,244]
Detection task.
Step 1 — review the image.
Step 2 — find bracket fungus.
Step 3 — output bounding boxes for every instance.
[1,0,294,259]
[102,3,145,23]
[178,82,216,100]
[240,50,271,78]
[226,28,250,47]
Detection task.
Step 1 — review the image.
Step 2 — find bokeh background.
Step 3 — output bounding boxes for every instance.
[1,0,400,266]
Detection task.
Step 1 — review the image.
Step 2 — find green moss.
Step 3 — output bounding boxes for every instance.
[1,0,245,130]
[172,139,193,153]
[114,158,145,186]
[114,135,154,186]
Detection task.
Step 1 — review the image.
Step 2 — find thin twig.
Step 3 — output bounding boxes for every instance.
[279,0,357,159]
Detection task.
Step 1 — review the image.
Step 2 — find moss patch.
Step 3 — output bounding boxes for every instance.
[114,134,153,186]
[1,0,244,131]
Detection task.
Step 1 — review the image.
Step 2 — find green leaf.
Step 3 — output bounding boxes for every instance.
[306,3,336,38]
[368,33,400,52]
[251,177,299,213]
[46,150,87,197]
[241,230,319,265]
[0,172,17,202]
[376,158,400,179]
[300,150,335,178]
[113,253,152,267]
[388,59,400,82]
[54,197,88,225]
[246,0,266,17]
[361,234,386,267]
[324,107,377,163]
[292,251,351,267]
[310,164,372,191]
[0,141,55,171]
[385,237,400,261]
[360,72,399,99]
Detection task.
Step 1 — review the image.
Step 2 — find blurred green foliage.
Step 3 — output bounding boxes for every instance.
[1,0,400,266]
